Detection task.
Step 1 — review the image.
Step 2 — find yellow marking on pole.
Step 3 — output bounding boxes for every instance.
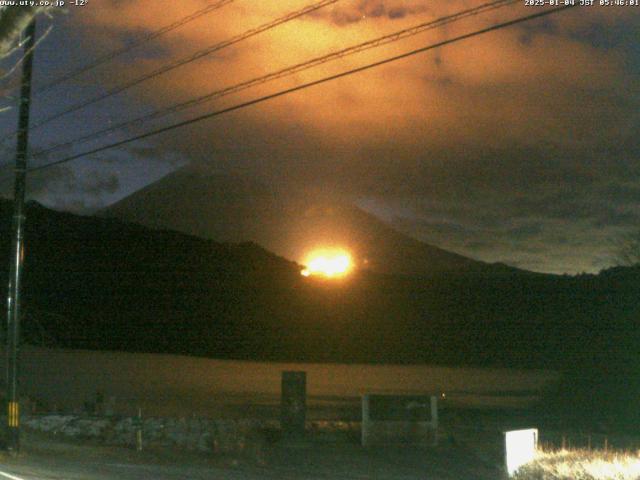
[7,402,19,427]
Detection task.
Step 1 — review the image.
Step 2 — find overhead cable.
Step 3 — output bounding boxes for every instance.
[32,0,518,159]
[27,5,577,174]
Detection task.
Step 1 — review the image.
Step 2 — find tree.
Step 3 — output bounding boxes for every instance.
[0,6,52,110]
[613,230,640,267]
[0,6,47,58]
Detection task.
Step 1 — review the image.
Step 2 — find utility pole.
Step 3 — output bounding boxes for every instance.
[6,18,36,454]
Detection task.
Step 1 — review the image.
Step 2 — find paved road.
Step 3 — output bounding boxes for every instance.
[0,453,281,480]
[0,438,276,480]
[0,432,504,479]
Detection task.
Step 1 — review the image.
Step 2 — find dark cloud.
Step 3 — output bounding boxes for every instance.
[358,136,640,273]
[507,223,544,241]
[82,173,120,196]
[25,165,120,212]
[314,0,429,26]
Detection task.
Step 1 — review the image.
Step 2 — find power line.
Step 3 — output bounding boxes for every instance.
[34,0,236,96]
[27,5,576,175]
[32,0,518,161]
[24,0,341,132]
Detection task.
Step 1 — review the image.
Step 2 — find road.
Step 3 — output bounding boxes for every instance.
[0,452,288,480]
[0,431,504,479]
[0,453,421,480]
[0,462,252,480]
[0,436,274,480]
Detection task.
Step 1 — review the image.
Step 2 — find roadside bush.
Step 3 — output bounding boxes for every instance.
[513,449,640,480]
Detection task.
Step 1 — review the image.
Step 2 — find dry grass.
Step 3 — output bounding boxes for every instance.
[1,345,558,417]
[513,448,640,480]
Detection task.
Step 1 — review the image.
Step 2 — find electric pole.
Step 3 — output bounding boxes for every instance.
[6,17,37,454]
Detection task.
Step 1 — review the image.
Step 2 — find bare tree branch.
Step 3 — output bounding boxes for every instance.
[0,6,43,59]
[0,6,55,114]
[612,230,640,267]
[0,22,52,81]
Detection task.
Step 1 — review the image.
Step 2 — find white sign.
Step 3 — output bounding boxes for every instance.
[504,428,538,476]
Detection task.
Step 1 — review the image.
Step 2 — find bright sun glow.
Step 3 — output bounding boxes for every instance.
[301,249,353,278]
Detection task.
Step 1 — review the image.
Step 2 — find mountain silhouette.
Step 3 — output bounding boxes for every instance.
[103,165,521,276]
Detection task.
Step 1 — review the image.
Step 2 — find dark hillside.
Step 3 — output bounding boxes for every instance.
[1,200,639,376]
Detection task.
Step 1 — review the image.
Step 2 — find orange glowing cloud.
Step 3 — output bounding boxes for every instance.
[74,1,637,180]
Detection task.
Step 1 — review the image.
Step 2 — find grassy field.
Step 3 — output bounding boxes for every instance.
[3,345,559,418]
[514,449,640,480]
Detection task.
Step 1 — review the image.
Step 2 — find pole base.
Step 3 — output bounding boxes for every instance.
[6,426,19,455]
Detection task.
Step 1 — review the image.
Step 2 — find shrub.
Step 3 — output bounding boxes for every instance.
[513,448,640,480]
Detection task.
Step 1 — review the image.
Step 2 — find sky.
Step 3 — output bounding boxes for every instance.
[0,0,637,274]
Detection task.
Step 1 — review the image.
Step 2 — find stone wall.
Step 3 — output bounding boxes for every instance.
[23,414,279,454]
[22,414,360,454]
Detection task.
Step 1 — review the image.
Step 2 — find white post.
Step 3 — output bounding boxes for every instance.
[430,395,438,446]
[136,407,143,452]
[504,428,538,476]
[361,394,370,447]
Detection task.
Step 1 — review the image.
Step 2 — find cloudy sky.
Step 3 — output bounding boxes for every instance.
[0,0,637,274]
